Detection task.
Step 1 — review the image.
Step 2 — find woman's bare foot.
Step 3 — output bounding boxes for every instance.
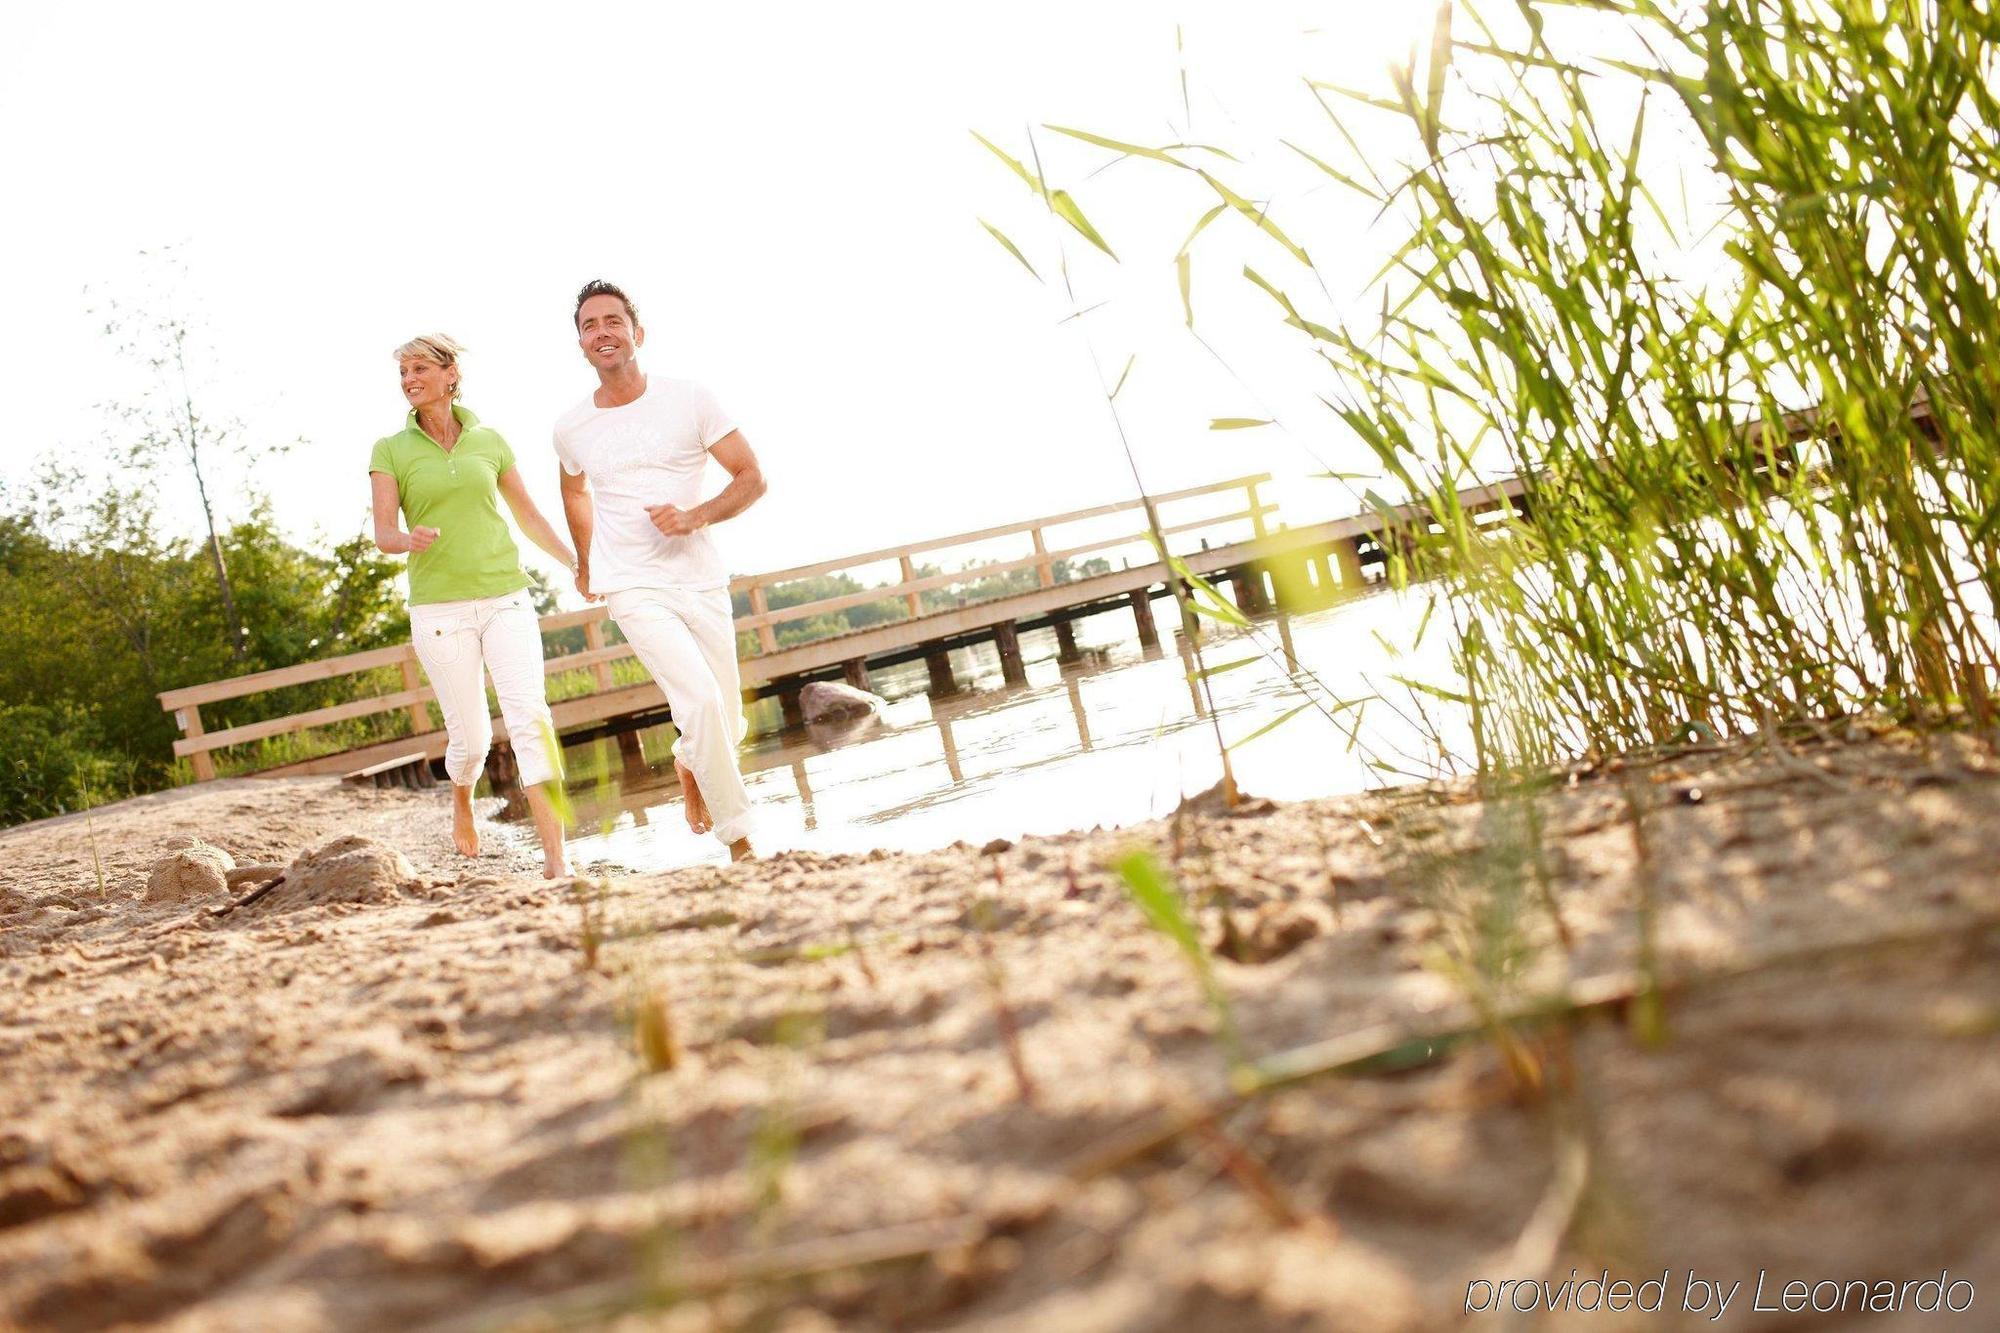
[451,785,481,857]
[524,784,569,882]
[728,837,755,862]
[677,759,712,835]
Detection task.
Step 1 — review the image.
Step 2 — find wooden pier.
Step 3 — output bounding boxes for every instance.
[158,472,1530,782]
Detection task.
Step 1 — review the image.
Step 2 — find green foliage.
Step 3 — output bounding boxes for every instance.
[0,701,133,825]
[990,0,2000,772]
[0,477,408,820]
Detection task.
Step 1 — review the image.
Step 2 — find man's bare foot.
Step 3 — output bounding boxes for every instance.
[728,837,754,862]
[677,759,712,835]
[542,855,571,881]
[451,786,481,857]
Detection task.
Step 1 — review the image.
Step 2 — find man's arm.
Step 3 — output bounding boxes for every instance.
[647,431,767,536]
[558,465,599,600]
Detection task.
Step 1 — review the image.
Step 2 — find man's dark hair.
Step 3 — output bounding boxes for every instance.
[574,279,639,329]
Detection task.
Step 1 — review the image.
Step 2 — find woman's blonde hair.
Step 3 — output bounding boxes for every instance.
[394,333,466,397]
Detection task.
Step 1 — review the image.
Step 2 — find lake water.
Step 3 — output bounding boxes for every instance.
[524,591,1463,870]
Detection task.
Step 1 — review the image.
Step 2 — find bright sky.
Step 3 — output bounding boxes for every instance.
[0,2,1478,601]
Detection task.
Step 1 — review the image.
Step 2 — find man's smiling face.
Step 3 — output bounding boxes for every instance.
[577,293,644,373]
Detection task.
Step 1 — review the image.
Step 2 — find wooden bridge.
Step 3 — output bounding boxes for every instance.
[159,472,1530,783]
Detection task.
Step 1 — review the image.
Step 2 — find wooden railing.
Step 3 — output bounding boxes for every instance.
[159,474,1276,780]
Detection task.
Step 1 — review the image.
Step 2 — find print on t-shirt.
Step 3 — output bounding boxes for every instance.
[553,376,736,595]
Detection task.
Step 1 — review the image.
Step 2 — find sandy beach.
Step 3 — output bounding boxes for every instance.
[4,726,1999,1331]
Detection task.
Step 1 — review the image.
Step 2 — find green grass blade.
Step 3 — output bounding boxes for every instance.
[1198,170,1311,266]
[971,130,1044,197]
[1043,124,1193,168]
[1050,189,1118,259]
[1228,701,1314,751]
[978,219,1041,281]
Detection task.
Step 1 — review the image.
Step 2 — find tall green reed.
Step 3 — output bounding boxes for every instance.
[986,0,2000,780]
[1328,0,2000,759]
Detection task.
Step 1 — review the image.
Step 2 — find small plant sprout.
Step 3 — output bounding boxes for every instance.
[632,983,682,1073]
[1116,849,1250,1088]
[968,891,1037,1106]
[574,877,610,973]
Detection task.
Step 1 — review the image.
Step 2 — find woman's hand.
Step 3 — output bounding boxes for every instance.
[409,525,440,553]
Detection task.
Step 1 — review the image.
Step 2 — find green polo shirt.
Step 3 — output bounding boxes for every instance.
[368,404,531,606]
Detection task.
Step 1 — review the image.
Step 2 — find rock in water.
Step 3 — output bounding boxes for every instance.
[800,680,884,723]
[145,839,236,902]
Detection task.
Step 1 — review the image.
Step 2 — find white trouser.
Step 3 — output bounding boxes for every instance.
[606,585,754,845]
[409,590,560,789]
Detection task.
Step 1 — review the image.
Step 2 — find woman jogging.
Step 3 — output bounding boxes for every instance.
[370,333,576,878]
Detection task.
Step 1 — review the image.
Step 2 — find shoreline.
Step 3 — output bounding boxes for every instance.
[4,727,1998,1330]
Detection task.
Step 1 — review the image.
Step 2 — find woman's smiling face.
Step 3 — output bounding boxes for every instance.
[400,354,456,412]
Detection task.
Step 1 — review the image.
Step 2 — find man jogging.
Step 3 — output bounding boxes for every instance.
[555,279,767,861]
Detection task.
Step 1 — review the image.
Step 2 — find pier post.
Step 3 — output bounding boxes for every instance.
[780,688,804,729]
[176,705,217,783]
[489,742,519,787]
[747,585,779,655]
[398,659,435,735]
[1312,548,1344,596]
[842,657,871,691]
[616,727,648,778]
[926,648,959,697]
[1129,588,1160,651]
[1177,585,1202,640]
[582,620,617,692]
[1229,566,1270,615]
[1270,551,1313,613]
[994,622,1028,686]
[1334,540,1365,593]
[1054,618,1082,667]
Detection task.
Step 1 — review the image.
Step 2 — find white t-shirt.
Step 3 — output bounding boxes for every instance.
[552,376,735,593]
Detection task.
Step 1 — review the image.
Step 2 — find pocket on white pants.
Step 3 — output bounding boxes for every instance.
[411,606,477,670]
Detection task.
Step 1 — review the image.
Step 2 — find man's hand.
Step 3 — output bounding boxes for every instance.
[575,562,602,603]
[409,525,440,553]
[646,503,703,538]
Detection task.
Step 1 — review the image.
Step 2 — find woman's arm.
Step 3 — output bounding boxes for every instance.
[497,468,578,569]
[371,471,436,554]
[559,465,599,601]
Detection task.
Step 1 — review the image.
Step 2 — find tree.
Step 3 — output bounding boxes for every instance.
[1,473,408,807]
[93,249,289,663]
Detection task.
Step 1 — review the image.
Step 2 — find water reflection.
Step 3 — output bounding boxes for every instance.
[525,593,1463,869]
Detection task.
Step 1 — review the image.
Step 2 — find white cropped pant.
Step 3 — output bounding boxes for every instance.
[606,585,754,846]
[409,590,560,789]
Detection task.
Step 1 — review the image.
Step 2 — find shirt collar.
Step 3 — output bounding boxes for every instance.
[405,402,479,434]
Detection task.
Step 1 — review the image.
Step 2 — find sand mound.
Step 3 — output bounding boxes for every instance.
[144,839,235,902]
[252,834,421,914]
